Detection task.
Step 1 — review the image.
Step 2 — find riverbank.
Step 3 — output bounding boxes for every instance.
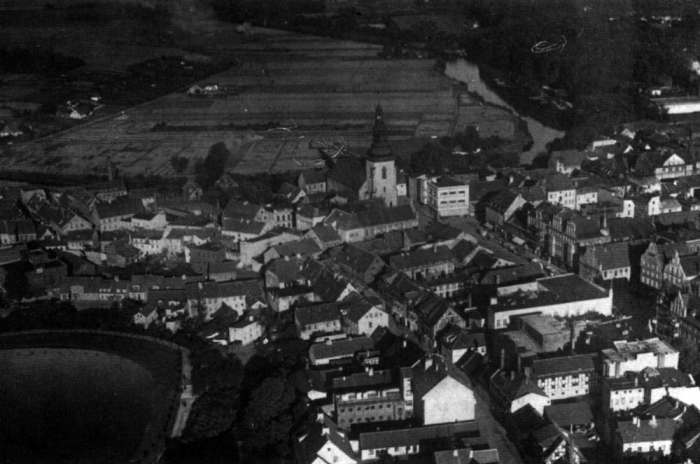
[445,59,565,165]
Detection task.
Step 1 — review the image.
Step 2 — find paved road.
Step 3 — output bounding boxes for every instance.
[475,396,525,464]
[171,347,196,438]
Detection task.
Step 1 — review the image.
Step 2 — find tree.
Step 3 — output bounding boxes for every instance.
[674,338,700,377]
[196,142,231,190]
[182,348,244,443]
[239,376,297,459]
[170,155,189,174]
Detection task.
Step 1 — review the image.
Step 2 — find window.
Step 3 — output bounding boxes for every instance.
[382,167,387,180]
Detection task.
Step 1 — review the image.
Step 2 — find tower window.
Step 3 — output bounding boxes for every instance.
[382,167,387,180]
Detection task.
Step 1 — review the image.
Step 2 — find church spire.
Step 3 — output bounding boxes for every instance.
[368,104,393,160]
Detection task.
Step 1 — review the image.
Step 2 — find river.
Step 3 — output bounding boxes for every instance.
[445,59,565,165]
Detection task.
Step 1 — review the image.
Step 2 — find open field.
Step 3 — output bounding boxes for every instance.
[0,24,529,179]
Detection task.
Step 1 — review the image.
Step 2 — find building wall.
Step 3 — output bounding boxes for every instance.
[536,372,591,400]
[621,439,672,456]
[427,183,469,219]
[336,394,405,428]
[511,392,551,415]
[489,293,613,330]
[366,159,397,207]
[605,385,644,412]
[420,377,475,425]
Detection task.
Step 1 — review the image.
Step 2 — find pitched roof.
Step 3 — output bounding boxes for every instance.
[532,354,594,377]
[331,368,394,392]
[223,217,266,235]
[479,263,545,286]
[308,336,374,361]
[331,244,382,274]
[327,157,366,192]
[270,238,322,258]
[490,371,548,401]
[299,169,327,185]
[389,245,454,270]
[356,205,416,228]
[295,302,342,326]
[541,172,575,192]
[341,294,384,323]
[617,418,677,444]
[359,421,479,450]
[266,256,307,283]
[544,401,593,427]
[223,200,263,221]
[411,358,471,397]
[590,242,630,271]
[309,225,341,244]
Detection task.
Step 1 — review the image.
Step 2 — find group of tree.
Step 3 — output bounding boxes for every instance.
[408,127,517,175]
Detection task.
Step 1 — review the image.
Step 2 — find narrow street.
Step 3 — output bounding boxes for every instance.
[475,396,524,464]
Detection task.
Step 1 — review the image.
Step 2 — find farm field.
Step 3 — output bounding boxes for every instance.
[0,25,529,179]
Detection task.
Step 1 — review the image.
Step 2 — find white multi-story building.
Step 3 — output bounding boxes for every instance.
[426,176,470,219]
[531,355,595,400]
[601,338,679,378]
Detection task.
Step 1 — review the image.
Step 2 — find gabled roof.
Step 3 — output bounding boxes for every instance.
[341,294,384,323]
[331,368,394,392]
[389,245,454,270]
[490,370,548,402]
[308,336,374,361]
[486,189,523,213]
[681,254,700,278]
[531,354,594,377]
[359,421,479,451]
[411,358,472,397]
[324,209,361,230]
[223,200,264,221]
[95,197,142,220]
[223,217,266,235]
[356,205,416,228]
[309,225,341,244]
[541,172,575,192]
[270,238,322,258]
[544,401,593,427]
[295,302,342,326]
[617,418,677,444]
[440,327,486,351]
[265,256,307,284]
[330,244,383,274]
[588,242,630,271]
[327,157,366,191]
[298,169,327,186]
[479,263,545,286]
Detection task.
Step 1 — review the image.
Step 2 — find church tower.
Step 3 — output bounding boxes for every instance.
[365,104,397,207]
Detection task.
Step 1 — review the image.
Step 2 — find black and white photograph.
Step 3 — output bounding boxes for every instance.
[0,0,700,463]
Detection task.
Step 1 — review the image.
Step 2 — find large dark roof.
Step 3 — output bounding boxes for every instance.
[532,354,594,377]
[356,205,416,228]
[389,245,454,270]
[327,157,366,192]
[295,302,342,326]
[359,421,479,450]
[617,418,677,444]
[308,336,374,361]
[330,244,382,274]
[544,401,593,427]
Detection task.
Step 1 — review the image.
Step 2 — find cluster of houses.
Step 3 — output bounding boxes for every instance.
[4,108,700,463]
